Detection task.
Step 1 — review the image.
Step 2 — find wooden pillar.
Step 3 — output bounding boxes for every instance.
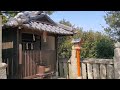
[114,42,120,79]
[19,29,22,79]
[19,30,22,65]
[55,36,59,77]
[16,28,22,78]
[0,15,2,63]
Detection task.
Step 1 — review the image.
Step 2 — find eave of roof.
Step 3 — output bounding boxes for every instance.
[3,11,74,35]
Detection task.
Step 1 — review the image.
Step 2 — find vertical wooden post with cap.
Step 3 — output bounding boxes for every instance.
[71,38,82,79]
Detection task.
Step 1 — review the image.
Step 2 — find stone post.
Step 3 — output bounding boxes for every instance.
[0,15,7,79]
[68,39,82,79]
[68,45,77,79]
[0,63,7,79]
[114,42,120,79]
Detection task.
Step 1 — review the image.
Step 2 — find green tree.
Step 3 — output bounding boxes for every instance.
[58,18,114,59]
[74,30,114,59]
[0,11,19,23]
[58,19,73,59]
[59,19,73,26]
[96,38,114,59]
[104,11,120,41]
[80,30,98,58]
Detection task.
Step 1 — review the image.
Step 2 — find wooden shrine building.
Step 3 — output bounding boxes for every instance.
[2,11,74,79]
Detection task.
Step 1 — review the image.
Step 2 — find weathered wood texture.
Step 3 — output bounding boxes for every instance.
[41,50,56,72]
[21,43,56,79]
[58,59,69,78]
[59,61,64,77]
[2,28,18,79]
[2,28,57,79]
[21,49,39,78]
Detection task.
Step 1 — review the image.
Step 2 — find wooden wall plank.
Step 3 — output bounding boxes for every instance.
[11,58,13,78]
[26,50,29,76]
[59,61,64,77]
[24,50,27,77]
[87,63,93,79]
[29,50,32,75]
[13,30,18,79]
[29,50,31,76]
[35,51,38,74]
[33,50,35,75]
[31,50,34,75]
[100,64,107,79]
[93,64,100,79]
[28,50,30,76]
[81,63,87,79]
[63,62,68,78]
[22,49,25,78]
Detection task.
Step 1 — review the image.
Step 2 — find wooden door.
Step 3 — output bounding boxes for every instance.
[20,33,41,79]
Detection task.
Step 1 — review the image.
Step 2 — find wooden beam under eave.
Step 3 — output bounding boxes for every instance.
[21,28,56,36]
[21,26,74,36]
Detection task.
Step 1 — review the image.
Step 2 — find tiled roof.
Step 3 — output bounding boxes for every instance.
[3,11,74,35]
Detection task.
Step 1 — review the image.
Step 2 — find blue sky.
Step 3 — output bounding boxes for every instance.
[50,11,107,33]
